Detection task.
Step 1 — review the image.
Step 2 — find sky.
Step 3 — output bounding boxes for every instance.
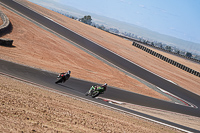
[29,0,200,44]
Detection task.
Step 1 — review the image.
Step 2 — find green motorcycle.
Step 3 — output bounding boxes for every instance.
[85,85,105,98]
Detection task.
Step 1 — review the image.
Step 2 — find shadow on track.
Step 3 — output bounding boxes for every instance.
[57,84,74,90]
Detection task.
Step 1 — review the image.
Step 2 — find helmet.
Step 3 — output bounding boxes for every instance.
[67,70,71,74]
[102,83,107,86]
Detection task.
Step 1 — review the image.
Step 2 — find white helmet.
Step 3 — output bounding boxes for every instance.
[103,83,107,86]
[67,70,71,74]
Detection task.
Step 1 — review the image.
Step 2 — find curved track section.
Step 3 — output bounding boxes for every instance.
[0,0,199,108]
[0,0,200,116]
[0,0,200,132]
[0,59,200,133]
[0,59,199,117]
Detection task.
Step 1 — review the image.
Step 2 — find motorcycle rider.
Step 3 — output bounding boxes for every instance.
[57,70,71,83]
[101,83,107,92]
[94,83,107,92]
[86,83,107,96]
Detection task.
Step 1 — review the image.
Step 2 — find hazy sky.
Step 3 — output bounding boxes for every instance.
[29,0,200,44]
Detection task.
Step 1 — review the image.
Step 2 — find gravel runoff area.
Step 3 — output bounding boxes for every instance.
[0,75,182,133]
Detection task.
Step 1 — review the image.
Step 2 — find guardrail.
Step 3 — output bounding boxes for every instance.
[0,10,13,46]
[132,42,200,77]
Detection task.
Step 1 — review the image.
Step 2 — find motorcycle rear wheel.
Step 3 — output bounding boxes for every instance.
[55,78,63,84]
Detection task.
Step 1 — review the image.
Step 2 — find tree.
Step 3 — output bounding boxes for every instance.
[98,25,105,30]
[160,44,163,49]
[80,15,92,25]
[186,52,192,58]
[165,46,172,52]
[109,28,119,33]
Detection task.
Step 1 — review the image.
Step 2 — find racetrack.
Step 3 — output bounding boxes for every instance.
[0,59,199,118]
[1,0,200,107]
[0,0,200,132]
[1,59,200,133]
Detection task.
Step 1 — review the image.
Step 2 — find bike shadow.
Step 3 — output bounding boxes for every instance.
[57,84,74,90]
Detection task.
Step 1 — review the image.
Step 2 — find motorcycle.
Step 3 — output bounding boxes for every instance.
[85,85,105,98]
[55,72,70,84]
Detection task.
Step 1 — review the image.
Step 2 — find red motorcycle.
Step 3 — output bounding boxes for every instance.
[55,71,71,84]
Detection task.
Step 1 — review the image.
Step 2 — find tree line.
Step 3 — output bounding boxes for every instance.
[51,9,200,61]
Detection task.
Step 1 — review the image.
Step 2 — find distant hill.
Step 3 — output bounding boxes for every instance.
[29,0,200,55]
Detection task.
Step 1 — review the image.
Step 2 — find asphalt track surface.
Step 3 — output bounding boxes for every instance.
[0,0,200,132]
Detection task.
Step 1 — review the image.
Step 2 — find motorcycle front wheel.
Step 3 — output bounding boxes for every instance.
[85,91,89,96]
[91,91,100,98]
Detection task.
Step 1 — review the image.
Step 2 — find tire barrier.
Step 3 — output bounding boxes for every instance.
[0,10,10,33]
[132,42,200,77]
[115,34,200,64]
[0,10,13,46]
